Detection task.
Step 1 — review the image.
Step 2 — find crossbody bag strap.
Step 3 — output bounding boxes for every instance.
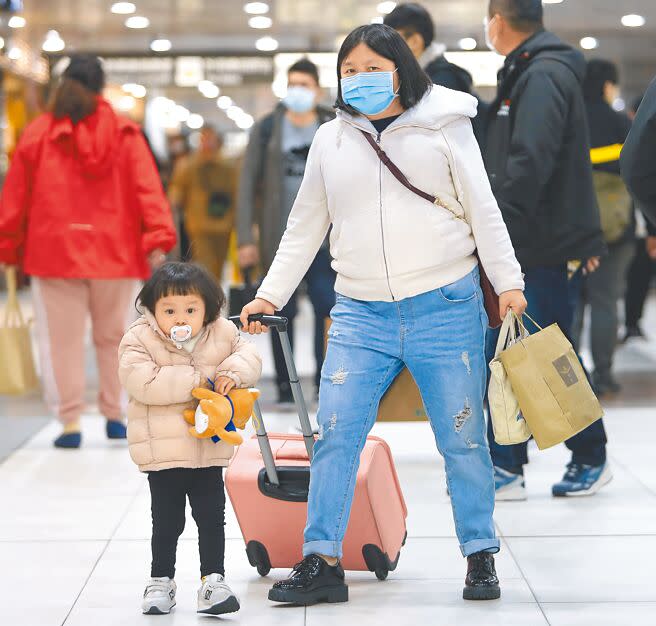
[360,130,438,204]
[360,130,457,214]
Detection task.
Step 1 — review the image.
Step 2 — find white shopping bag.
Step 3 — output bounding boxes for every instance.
[488,311,531,445]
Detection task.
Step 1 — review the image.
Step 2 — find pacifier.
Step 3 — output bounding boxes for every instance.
[170,324,193,345]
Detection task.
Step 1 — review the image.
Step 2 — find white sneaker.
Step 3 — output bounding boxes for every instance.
[197,573,240,615]
[142,577,176,615]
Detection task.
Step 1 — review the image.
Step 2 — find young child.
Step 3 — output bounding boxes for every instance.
[119,262,261,616]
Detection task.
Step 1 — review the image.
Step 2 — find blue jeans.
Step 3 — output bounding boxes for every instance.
[303,268,500,559]
[486,265,608,471]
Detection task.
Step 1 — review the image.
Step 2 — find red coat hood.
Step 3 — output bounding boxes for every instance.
[49,98,133,178]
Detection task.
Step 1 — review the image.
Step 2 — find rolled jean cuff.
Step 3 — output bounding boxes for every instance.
[303,540,342,559]
[461,538,500,557]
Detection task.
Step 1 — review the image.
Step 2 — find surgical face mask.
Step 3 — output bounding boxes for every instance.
[340,69,399,116]
[484,16,498,53]
[283,85,316,113]
[170,324,193,345]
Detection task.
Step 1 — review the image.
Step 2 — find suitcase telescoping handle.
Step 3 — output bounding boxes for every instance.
[230,314,315,485]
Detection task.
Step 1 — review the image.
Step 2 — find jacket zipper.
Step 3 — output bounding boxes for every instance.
[376,133,395,301]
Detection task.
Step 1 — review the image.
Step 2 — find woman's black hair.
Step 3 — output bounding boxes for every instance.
[136,262,225,325]
[335,24,432,115]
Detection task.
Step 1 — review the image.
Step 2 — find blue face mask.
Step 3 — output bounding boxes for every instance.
[340,69,399,116]
[283,86,316,113]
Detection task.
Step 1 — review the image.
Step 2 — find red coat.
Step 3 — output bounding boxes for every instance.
[0,99,176,279]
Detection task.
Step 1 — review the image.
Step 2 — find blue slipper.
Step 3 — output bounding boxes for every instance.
[106,420,127,439]
[54,432,82,449]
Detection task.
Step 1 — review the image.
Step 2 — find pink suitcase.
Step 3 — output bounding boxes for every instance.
[225,315,408,580]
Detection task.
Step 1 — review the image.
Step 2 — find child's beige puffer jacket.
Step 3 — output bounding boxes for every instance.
[118,311,262,472]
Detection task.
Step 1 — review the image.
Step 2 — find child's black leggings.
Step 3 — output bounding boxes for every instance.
[148,467,225,579]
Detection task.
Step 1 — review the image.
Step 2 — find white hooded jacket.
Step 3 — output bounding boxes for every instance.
[257,86,524,308]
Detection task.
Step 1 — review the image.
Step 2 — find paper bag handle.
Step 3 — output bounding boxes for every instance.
[3,267,25,327]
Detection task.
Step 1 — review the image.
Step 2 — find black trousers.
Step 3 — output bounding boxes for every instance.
[625,238,656,328]
[271,246,336,390]
[148,467,225,579]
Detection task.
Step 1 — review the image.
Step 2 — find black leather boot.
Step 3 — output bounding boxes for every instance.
[268,554,348,605]
[463,551,501,600]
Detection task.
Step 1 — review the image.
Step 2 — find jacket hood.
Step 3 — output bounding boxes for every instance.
[418,42,447,69]
[336,85,478,133]
[512,30,586,83]
[50,98,128,177]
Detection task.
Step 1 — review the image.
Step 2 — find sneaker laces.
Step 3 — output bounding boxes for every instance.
[563,462,589,481]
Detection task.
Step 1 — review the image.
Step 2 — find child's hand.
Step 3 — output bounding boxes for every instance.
[215,376,236,396]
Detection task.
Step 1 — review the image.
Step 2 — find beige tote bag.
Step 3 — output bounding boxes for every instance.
[488,311,532,445]
[0,268,39,395]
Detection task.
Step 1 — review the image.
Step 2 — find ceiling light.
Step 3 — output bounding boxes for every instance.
[7,47,21,60]
[187,114,204,130]
[111,2,136,14]
[117,95,136,111]
[580,36,598,50]
[8,15,26,28]
[458,37,477,51]
[150,38,172,52]
[227,105,244,120]
[249,16,272,29]
[236,115,255,130]
[42,30,65,53]
[255,36,278,51]
[377,2,396,13]
[371,16,384,24]
[244,2,269,14]
[621,14,646,28]
[174,105,190,122]
[130,84,147,98]
[0,38,5,51]
[202,84,220,98]
[122,83,147,97]
[542,0,564,4]
[126,16,150,29]
[217,96,233,109]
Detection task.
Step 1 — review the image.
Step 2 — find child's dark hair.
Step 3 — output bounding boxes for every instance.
[137,263,225,325]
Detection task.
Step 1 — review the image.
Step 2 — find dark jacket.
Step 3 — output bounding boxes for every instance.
[424,54,488,144]
[586,98,634,245]
[483,30,606,269]
[236,103,334,272]
[425,55,474,94]
[621,75,656,228]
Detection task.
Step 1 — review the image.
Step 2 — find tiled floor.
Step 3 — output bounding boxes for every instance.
[1,293,655,625]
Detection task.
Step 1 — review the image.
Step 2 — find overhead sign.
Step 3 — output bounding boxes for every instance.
[91,55,274,88]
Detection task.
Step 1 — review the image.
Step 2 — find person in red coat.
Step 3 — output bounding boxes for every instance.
[0,54,177,448]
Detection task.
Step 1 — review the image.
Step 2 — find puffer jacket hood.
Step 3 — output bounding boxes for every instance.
[119,315,262,472]
[336,85,478,134]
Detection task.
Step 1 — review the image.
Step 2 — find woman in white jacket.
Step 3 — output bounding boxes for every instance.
[241,24,526,604]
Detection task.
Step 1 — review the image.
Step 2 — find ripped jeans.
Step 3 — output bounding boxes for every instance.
[303,267,499,559]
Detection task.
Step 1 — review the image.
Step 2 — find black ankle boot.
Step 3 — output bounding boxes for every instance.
[268,554,348,605]
[463,551,501,600]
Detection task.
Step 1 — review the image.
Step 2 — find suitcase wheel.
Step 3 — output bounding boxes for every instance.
[362,544,402,581]
[375,568,389,581]
[246,541,272,577]
[257,563,271,577]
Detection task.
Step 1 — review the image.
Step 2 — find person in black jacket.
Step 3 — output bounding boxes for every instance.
[482,0,609,500]
[622,76,656,227]
[572,60,635,395]
[623,94,656,341]
[384,3,488,142]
